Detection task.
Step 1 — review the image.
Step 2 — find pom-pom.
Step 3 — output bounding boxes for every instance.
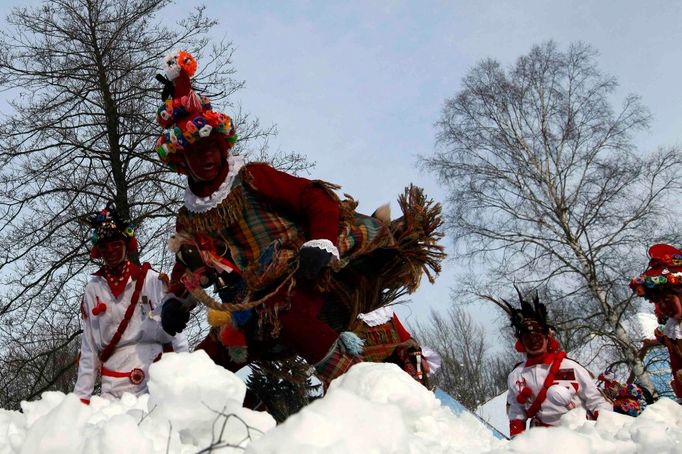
[163,52,182,81]
[339,331,364,356]
[207,308,232,327]
[228,346,248,364]
[517,386,532,404]
[219,324,246,346]
[127,237,139,253]
[177,50,197,77]
[514,339,525,352]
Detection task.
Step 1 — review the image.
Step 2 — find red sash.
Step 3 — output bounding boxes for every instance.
[526,351,567,419]
[99,263,151,363]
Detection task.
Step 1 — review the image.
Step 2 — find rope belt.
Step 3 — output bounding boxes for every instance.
[101,366,145,385]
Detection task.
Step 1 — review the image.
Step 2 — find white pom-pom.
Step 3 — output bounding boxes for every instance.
[163,52,181,81]
[198,124,213,137]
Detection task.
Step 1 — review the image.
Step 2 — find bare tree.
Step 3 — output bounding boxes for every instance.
[412,307,514,410]
[422,41,682,393]
[0,0,310,409]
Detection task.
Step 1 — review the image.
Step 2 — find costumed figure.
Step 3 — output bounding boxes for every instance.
[351,306,441,387]
[597,370,647,416]
[74,203,189,403]
[629,243,682,401]
[489,291,611,436]
[153,51,445,388]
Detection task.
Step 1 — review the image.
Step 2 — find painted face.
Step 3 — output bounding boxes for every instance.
[183,137,224,182]
[99,239,127,268]
[659,292,682,320]
[521,330,548,357]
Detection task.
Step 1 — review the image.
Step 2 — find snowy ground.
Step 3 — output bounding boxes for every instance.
[1,351,680,454]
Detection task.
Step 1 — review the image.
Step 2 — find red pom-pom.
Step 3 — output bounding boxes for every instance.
[219,325,246,347]
[517,386,532,404]
[91,302,107,316]
[177,50,197,77]
[514,339,525,352]
[90,245,100,259]
[127,237,139,253]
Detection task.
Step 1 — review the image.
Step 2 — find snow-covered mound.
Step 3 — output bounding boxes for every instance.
[1,351,680,453]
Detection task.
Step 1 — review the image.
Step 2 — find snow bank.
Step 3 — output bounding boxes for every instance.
[0,351,680,453]
[246,362,502,453]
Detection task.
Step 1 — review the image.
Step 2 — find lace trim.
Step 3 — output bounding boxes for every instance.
[301,239,340,260]
[184,154,246,213]
[357,306,395,327]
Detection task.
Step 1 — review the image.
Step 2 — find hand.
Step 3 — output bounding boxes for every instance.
[161,297,192,335]
[296,246,333,280]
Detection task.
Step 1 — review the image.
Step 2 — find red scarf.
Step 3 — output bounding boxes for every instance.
[93,261,140,299]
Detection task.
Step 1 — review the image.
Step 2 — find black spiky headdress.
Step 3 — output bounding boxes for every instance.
[483,288,552,337]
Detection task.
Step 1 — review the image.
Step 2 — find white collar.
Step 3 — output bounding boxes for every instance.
[183,154,245,213]
[357,306,395,327]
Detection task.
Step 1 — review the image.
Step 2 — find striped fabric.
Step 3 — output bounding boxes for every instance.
[178,167,389,293]
[314,347,362,388]
[353,320,405,363]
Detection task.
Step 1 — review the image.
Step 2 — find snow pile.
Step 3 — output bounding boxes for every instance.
[488,400,682,454]
[247,362,501,453]
[0,351,681,453]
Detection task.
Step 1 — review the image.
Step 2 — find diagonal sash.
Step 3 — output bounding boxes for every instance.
[526,351,567,419]
[98,262,151,363]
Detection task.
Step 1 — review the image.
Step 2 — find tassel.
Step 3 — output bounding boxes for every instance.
[339,331,364,356]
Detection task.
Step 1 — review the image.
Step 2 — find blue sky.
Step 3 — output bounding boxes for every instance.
[184,1,682,330]
[3,1,682,333]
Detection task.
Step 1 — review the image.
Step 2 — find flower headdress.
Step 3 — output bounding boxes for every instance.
[629,244,682,297]
[154,50,237,173]
[86,201,137,258]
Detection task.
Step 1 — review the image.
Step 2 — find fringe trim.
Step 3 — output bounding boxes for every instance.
[177,186,247,234]
[341,185,446,320]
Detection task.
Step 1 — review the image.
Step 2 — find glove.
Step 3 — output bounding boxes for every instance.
[161,297,192,335]
[296,245,334,280]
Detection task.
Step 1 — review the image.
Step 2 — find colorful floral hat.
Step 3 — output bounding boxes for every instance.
[154,51,237,173]
[629,244,682,297]
[86,202,137,257]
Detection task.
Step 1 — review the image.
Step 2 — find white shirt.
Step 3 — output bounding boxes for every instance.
[507,355,611,426]
[74,268,188,400]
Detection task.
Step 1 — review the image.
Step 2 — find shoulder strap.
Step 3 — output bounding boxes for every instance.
[98,262,151,363]
[526,351,567,418]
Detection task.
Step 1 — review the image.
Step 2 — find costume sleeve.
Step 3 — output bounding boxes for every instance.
[506,368,527,434]
[172,331,190,352]
[391,314,413,342]
[574,362,612,415]
[246,163,341,246]
[167,217,190,298]
[73,292,100,402]
[146,270,181,344]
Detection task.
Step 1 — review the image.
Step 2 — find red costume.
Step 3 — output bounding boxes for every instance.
[153,51,445,387]
[630,244,682,400]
